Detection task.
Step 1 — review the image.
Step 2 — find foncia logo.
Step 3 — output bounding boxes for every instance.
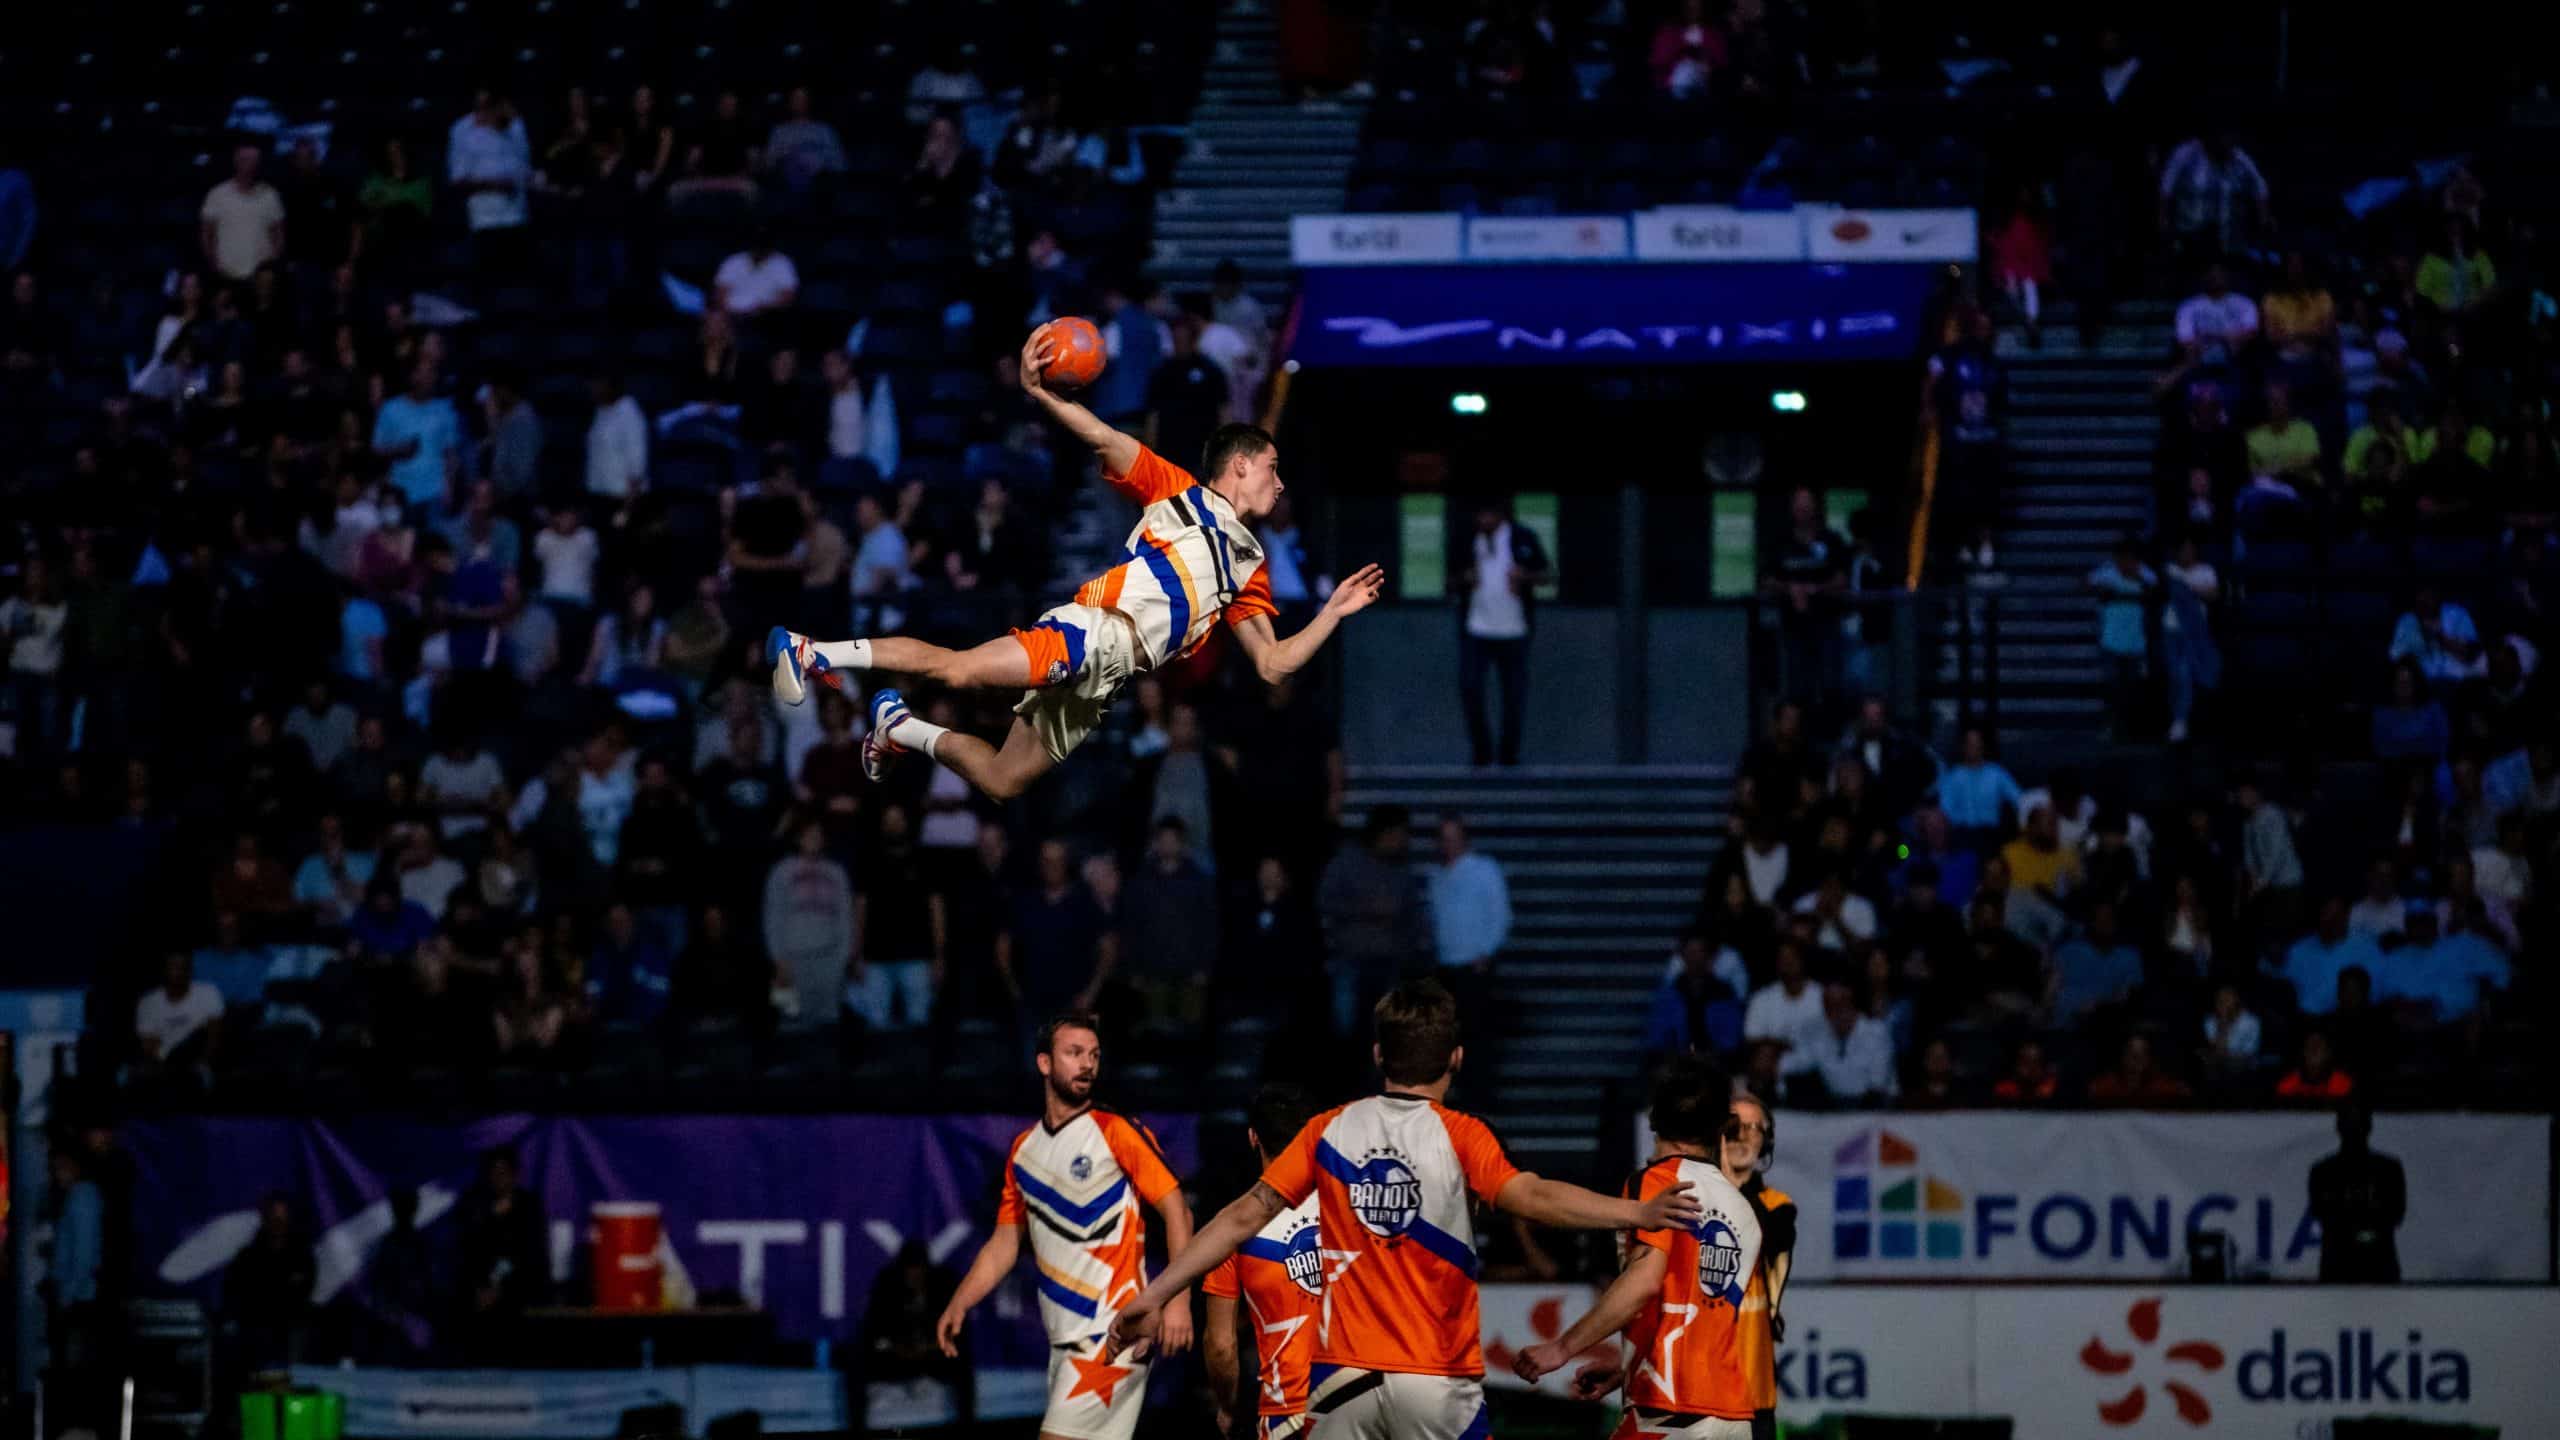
[2081,1297,2227,1426]
[1830,1129,1962,1260]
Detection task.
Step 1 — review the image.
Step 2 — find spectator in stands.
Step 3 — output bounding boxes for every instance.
[420,731,506,843]
[2389,586,2485,686]
[1989,185,2053,346]
[2002,804,2085,906]
[2416,216,2497,320]
[1320,805,1428,1040]
[904,111,982,234]
[1123,817,1216,1032]
[2159,533,2221,742]
[714,228,801,320]
[2,555,70,757]
[395,824,470,917]
[2346,859,2409,941]
[2275,1027,2354,1100]
[42,1146,105,1422]
[763,86,847,188]
[448,89,535,282]
[1990,1037,2059,1104]
[1146,312,1230,477]
[135,950,225,1084]
[2174,262,2259,369]
[584,373,649,509]
[2049,899,2141,1026]
[2277,897,2378,1016]
[2157,132,2271,264]
[458,1148,550,1348]
[821,349,867,463]
[2471,811,2534,911]
[849,491,911,634]
[1227,855,1322,1033]
[1090,278,1171,427]
[1806,981,1895,1105]
[2263,250,2339,369]
[1743,939,1826,1079]
[2088,536,2157,737]
[350,876,438,963]
[2246,382,2323,497]
[1767,487,1848,708]
[294,812,377,931]
[1212,260,1270,354]
[1429,812,1512,1025]
[1455,497,1549,769]
[2199,982,2262,1089]
[2384,908,2511,1023]
[225,1191,317,1369]
[284,679,359,776]
[211,831,294,933]
[202,144,286,282]
[765,819,852,1034]
[1013,840,1111,1020]
[375,357,463,512]
[1791,869,1876,952]
[362,1186,442,1363]
[2237,772,2306,943]
[2085,1030,2190,1105]
[2368,663,2453,769]
[1644,930,1745,1061]
[1933,725,2022,851]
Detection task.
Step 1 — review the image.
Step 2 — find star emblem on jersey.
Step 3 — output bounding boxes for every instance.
[1065,1351,1134,1406]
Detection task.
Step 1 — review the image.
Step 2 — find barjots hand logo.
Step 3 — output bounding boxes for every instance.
[1696,1216,1748,1308]
[1343,1150,1424,1237]
[1281,1222,1325,1297]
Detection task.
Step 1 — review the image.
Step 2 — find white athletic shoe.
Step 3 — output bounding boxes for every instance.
[766,626,828,706]
[863,687,912,782]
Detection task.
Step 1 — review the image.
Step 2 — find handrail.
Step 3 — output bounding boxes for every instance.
[1905,421,1940,592]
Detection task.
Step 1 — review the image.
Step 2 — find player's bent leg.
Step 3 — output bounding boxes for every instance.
[926,716,1056,801]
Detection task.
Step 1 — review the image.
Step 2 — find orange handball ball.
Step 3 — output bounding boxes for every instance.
[1037,317,1107,391]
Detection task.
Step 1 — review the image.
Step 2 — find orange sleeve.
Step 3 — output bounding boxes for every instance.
[1629,1162,1675,1254]
[1445,1110,1525,1206]
[1257,1106,1337,1207]
[1101,1113,1183,1208]
[1104,444,1196,506]
[1202,1254,1242,1300]
[1222,565,1278,627]
[995,1130,1030,1225]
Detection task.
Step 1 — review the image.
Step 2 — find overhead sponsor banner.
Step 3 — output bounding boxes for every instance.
[283,1365,845,1439]
[1632,207,1807,263]
[1290,213,1465,266]
[1974,1287,2560,1437]
[1292,264,1935,368]
[1766,1112,2548,1282]
[126,1113,1197,1362]
[1463,214,1631,262]
[1803,206,1978,262]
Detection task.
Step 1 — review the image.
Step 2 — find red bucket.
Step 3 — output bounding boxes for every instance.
[592,1201,663,1311]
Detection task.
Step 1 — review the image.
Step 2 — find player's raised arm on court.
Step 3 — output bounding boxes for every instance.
[1232,564,1387,685]
[1513,1246,1667,1384]
[1103,1182,1284,1360]
[933,1221,1021,1357]
[1494,1172,1700,1232]
[1020,328,1140,479]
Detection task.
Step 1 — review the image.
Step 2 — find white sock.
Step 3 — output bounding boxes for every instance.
[811,638,873,669]
[888,713,949,758]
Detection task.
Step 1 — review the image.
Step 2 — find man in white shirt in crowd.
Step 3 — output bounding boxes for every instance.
[1183,293,1262,425]
[1808,981,1897,1103]
[2174,262,2259,368]
[714,230,801,319]
[1743,940,1828,1078]
[821,349,867,461]
[2346,859,2409,941]
[585,374,649,511]
[1210,259,1269,352]
[448,89,534,281]
[1454,499,1548,768]
[201,144,286,282]
[135,951,226,1078]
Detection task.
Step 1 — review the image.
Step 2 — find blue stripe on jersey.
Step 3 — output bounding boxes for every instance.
[1014,1168,1129,1228]
[1136,541,1191,646]
[1457,1405,1491,1440]
[1313,1140,1360,1183]
[1189,487,1238,595]
[1032,617,1088,674]
[1403,1218,1481,1279]
[1037,1271,1101,1318]
[1239,1236,1293,1263]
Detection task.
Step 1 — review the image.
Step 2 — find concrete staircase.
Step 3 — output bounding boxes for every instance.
[1933,300,2169,746]
[1343,765,1733,1182]
[1147,2,1366,310]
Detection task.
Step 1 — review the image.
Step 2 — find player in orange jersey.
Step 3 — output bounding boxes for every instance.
[1203,1082,1326,1440]
[934,1013,1196,1440]
[1513,1058,1760,1440]
[1104,980,1702,1440]
[766,330,1385,801]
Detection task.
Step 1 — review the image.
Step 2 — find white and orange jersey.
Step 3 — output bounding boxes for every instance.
[1073,446,1277,670]
[1259,1094,1522,1378]
[1203,1196,1323,1417]
[1619,1157,1763,1422]
[997,1107,1184,1344]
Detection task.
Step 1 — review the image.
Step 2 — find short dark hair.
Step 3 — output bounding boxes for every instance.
[1154,815,1189,837]
[1200,423,1274,483]
[1248,1081,1318,1155]
[1648,1054,1734,1146]
[1362,804,1412,844]
[1037,1010,1102,1056]
[1374,978,1461,1085]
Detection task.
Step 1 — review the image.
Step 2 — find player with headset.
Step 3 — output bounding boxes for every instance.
[1720,1091,1796,1440]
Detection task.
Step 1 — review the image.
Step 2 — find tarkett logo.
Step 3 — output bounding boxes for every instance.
[2081,1297,2225,1426]
[1830,1129,1962,1260]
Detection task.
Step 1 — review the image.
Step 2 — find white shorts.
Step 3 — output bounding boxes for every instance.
[1306,1367,1485,1440]
[1611,1406,1755,1440]
[1040,1335,1153,1440]
[1012,602,1141,764]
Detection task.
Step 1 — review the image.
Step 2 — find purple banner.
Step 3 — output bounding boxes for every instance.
[124,1113,1198,1358]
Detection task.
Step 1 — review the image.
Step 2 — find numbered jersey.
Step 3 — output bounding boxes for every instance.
[1204,1196,1323,1416]
[1620,1156,1763,1422]
[1259,1094,1522,1378]
[997,1108,1183,1344]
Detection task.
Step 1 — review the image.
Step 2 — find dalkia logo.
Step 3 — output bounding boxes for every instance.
[1830,1129,1962,1261]
[2081,1297,2225,1426]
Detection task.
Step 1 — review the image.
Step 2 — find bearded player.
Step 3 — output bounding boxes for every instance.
[1202,1082,1325,1440]
[1513,1057,1762,1440]
[935,1013,1196,1440]
[767,327,1387,800]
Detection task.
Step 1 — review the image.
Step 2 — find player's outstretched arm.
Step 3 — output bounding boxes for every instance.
[1104,1182,1283,1361]
[934,1222,1022,1357]
[1513,1247,1667,1385]
[1494,1173,1700,1233]
[1151,1184,1198,1355]
[1232,564,1387,685]
[1202,1293,1245,1434]
[1020,329,1139,479]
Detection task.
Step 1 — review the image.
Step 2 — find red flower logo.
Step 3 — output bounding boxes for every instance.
[2080,1298,2227,1426]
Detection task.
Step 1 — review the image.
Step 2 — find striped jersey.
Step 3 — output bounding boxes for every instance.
[1075,446,1278,670]
[1203,1196,1323,1416]
[1620,1156,1763,1421]
[1258,1094,1522,1378]
[996,1107,1183,1343]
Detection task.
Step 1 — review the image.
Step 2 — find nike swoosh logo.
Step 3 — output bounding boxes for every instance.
[1320,317,1496,348]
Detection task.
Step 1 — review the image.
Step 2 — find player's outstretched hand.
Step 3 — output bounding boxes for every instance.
[1103,1298,1161,1362]
[1323,563,1387,619]
[1635,1178,1701,1231]
[1155,1294,1194,1356]
[1512,1340,1571,1385]
[1019,327,1052,396]
[933,1302,968,1358]
[1568,1360,1626,1401]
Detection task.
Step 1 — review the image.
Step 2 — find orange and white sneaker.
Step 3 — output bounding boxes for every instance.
[863,688,912,782]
